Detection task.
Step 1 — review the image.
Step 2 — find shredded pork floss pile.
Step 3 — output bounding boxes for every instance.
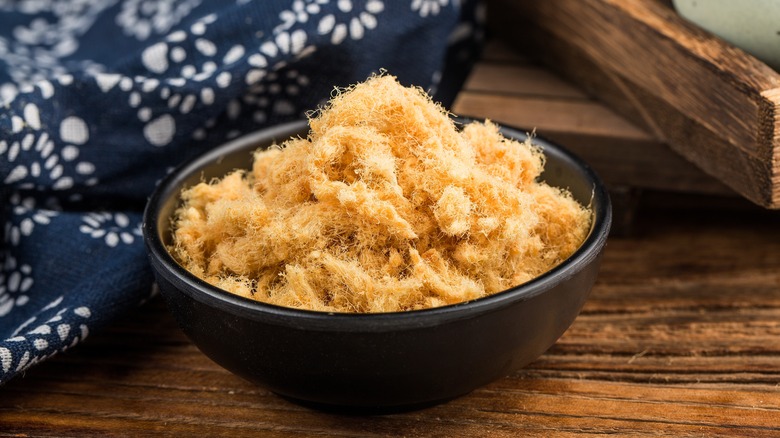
[172,76,592,313]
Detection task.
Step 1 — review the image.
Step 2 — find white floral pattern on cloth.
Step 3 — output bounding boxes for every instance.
[4,194,60,247]
[313,0,384,44]
[116,0,203,41]
[0,296,92,375]
[0,0,484,385]
[3,128,98,196]
[412,0,451,17]
[79,212,143,247]
[0,254,34,317]
[0,0,117,92]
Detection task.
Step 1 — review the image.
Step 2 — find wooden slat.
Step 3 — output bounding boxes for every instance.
[480,40,529,64]
[488,0,780,208]
[463,64,588,99]
[454,92,649,141]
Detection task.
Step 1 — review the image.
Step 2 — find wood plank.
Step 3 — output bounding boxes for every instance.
[480,40,529,64]
[454,91,649,141]
[462,64,588,99]
[469,384,780,432]
[488,0,780,208]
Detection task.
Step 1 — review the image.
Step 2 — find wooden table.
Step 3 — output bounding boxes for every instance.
[2,43,780,437]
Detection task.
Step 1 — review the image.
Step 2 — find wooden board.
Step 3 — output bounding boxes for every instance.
[486,0,780,208]
[453,43,733,196]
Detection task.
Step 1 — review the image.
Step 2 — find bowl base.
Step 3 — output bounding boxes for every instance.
[276,393,464,415]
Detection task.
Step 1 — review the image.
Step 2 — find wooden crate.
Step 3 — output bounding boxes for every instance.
[486,0,780,208]
[453,42,732,197]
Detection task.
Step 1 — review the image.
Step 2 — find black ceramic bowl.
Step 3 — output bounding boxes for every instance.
[143,119,611,411]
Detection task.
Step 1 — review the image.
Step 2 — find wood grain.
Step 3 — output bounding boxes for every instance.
[488,0,780,208]
[1,199,779,437]
[463,64,588,99]
[2,40,780,438]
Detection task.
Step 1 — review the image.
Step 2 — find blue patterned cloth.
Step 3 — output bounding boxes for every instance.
[0,0,483,384]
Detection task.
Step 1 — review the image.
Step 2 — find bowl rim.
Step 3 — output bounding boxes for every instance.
[143,118,612,332]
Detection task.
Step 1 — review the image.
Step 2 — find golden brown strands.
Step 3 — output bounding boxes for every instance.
[171,75,591,313]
